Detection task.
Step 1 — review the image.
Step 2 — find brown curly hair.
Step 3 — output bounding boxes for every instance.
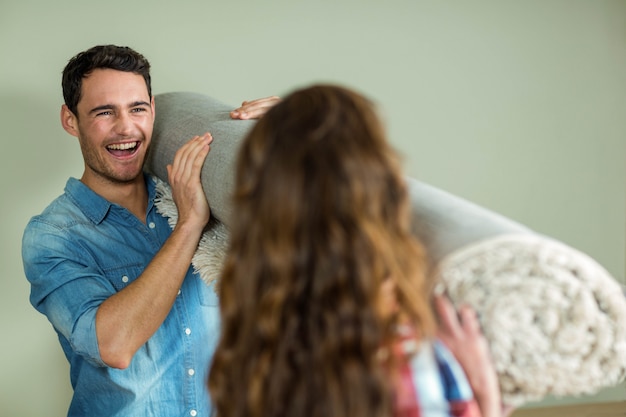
[208,84,434,417]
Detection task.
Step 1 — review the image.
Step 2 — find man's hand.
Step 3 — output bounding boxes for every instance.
[167,132,212,230]
[230,96,281,120]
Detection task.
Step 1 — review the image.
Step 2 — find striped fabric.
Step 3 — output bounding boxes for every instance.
[392,328,482,417]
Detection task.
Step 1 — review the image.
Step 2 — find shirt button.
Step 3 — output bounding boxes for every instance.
[148,222,156,229]
[188,368,195,376]
[121,276,129,283]
[190,410,197,417]
[185,328,191,335]
[177,289,182,295]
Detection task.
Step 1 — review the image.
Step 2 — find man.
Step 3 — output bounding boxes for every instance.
[22,44,277,417]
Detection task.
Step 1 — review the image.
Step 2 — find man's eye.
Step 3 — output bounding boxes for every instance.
[96,111,112,116]
[131,107,147,113]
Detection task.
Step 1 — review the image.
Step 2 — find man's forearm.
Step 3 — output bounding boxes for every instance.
[95,216,205,369]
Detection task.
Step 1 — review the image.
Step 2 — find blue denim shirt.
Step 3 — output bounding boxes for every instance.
[22,174,220,417]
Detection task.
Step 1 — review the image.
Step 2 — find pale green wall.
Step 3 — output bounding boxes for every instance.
[1,1,624,415]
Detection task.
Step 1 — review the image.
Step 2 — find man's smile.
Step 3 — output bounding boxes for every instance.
[106,141,140,157]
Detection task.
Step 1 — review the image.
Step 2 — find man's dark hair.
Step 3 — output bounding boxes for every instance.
[62,45,152,116]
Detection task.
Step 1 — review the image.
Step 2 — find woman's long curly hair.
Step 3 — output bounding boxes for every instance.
[208,85,435,417]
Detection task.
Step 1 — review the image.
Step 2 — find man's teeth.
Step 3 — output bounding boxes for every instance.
[108,142,138,150]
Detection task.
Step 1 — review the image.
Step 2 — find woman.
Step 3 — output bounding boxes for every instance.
[208,85,503,417]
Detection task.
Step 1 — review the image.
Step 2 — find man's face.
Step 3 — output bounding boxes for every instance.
[62,68,155,187]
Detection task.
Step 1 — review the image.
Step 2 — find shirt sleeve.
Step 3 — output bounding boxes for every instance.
[22,219,115,367]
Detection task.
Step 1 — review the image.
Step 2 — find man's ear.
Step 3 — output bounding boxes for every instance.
[60,104,79,137]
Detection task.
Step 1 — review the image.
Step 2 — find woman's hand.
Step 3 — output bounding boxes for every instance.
[434,294,510,417]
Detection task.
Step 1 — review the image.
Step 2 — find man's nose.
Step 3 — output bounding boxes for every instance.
[114,112,134,135]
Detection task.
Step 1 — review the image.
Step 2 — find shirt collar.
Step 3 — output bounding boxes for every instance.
[64,173,157,225]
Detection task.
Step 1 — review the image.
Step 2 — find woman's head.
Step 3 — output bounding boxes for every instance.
[209,84,434,417]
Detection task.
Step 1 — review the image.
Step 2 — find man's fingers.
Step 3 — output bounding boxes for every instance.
[230,96,280,119]
[169,133,212,183]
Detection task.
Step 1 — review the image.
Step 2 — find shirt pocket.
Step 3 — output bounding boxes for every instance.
[104,264,144,291]
[193,275,220,306]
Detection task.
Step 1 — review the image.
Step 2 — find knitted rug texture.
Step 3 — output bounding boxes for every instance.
[154,178,626,407]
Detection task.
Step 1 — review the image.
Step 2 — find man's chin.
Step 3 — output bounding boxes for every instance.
[114,172,145,184]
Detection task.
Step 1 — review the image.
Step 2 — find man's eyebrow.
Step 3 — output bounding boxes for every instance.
[88,101,151,115]
[88,104,115,115]
[130,100,151,108]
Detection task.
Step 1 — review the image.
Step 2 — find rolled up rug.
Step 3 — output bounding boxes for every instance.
[146,91,626,407]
